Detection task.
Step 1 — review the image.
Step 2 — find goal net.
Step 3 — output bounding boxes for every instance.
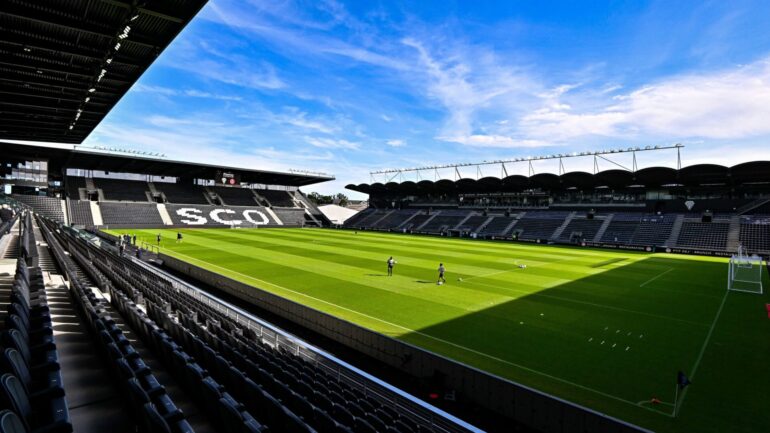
[728,245,764,294]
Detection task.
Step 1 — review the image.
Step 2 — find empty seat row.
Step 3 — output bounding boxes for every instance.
[257,190,296,208]
[66,200,93,227]
[45,219,446,433]
[0,235,71,433]
[94,178,150,202]
[739,218,770,253]
[478,216,516,237]
[9,196,63,223]
[156,183,210,205]
[211,187,259,207]
[417,215,467,233]
[86,241,431,433]
[36,216,193,433]
[557,218,603,242]
[368,211,417,230]
[99,203,164,226]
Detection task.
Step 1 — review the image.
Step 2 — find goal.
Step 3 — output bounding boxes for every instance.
[728,245,764,294]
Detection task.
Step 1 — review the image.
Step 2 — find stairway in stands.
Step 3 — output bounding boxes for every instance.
[666,214,685,246]
[593,214,615,242]
[726,215,742,251]
[550,211,576,240]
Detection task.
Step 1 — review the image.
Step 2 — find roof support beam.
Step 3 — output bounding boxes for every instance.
[96,0,185,23]
[0,76,122,96]
[0,11,157,49]
[0,33,136,67]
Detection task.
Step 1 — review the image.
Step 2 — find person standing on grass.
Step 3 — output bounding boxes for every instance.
[157,233,161,246]
[176,232,183,243]
[387,256,395,276]
[437,263,447,284]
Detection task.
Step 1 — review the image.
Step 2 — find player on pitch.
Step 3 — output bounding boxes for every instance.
[387,256,395,276]
[437,263,447,284]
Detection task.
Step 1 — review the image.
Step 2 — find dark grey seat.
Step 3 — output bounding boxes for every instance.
[0,349,62,399]
[0,410,26,433]
[0,374,72,433]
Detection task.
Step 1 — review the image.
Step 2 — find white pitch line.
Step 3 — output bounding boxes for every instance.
[639,267,674,287]
[675,287,730,416]
[161,248,671,417]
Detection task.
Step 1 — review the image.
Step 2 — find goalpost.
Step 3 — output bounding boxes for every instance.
[728,244,764,294]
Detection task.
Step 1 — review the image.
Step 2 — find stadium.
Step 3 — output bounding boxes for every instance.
[1,1,769,433]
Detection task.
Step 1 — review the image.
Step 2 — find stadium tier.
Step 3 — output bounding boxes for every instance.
[211,186,261,206]
[155,182,211,204]
[99,202,165,227]
[9,195,65,223]
[94,178,152,202]
[258,189,297,207]
[67,200,94,227]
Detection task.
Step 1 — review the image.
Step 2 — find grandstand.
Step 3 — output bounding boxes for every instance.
[345,162,770,256]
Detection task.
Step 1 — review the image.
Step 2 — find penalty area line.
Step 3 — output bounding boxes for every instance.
[161,248,672,418]
[639,267,674,288]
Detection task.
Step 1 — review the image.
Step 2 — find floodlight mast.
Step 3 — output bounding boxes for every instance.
[369,144,683,183]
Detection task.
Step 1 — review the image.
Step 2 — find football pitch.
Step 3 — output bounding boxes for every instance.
[112,228,770,433]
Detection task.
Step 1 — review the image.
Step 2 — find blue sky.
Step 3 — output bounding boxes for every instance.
[84,0,770,197]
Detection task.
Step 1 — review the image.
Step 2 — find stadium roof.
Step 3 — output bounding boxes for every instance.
[0,0,208,143]
[346,162,770,195]
[0,142,333,186]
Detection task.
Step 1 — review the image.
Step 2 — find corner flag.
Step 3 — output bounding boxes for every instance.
[677,371,691,389]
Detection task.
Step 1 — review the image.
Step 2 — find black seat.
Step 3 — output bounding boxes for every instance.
[0,374,71,433]
[142,403,172,433]
[0,410,26,433]
[0,349,62,399]
[5,316,53,347]
[219,397,265,433]
[353,417,377,433]
[331,404,355,428]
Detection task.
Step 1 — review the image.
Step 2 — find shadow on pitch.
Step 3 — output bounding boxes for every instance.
[398,255,730,412]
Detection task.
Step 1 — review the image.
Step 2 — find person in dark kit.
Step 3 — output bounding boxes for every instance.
[0,205,14,223]
[387,256,396,276]
[132,234,137,245]
[437,263,447,284]
[176,232,183,243]
[157,233,161,246]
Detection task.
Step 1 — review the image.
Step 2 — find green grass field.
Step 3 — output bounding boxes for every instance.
[111,228,770,433]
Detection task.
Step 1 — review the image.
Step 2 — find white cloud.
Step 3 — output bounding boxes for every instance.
[304,136,360,150]
[439,135,552,148]
[133,84,242,101]
[183,89,242,101]
[276,110,339,134]
[522,57,770,141]
[381,114,392,122]
[386,139,406,147]
[401,37,544,147]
